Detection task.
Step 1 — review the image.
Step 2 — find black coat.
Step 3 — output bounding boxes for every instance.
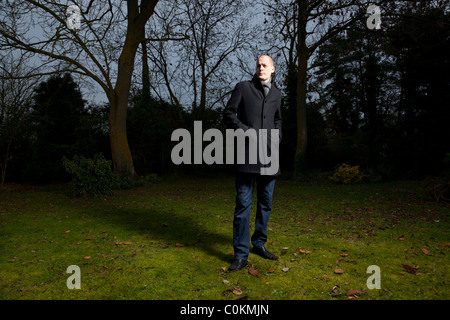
[223,74,282,176]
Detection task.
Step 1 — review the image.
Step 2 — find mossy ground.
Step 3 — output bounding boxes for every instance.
[1,176,448,300]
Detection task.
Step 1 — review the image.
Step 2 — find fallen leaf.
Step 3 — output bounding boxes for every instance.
[64,230,70,234]
[340,253,348,257]
[232,287,243,295]
[403,264,416,274]
[175,243,184,247]
[83,256,91,260]
[221,267,227,272]
[222,279,230,285]
[267,268,275,273]
[282,267,290,272]
[123,242,132,245]
[346,289,364,296]
[438,243,450,247]
[334,268,344,274]
[86,236,95,240]
[422,248,429,255]
[249,267,259,277]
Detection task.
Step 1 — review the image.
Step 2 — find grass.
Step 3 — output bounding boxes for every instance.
[0,175,449,300]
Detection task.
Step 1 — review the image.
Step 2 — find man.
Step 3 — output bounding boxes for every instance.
[223,55,282,271]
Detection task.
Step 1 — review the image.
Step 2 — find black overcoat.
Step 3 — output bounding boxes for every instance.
[223,74,282,176]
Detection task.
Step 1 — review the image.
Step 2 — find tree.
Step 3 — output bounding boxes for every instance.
[259,0,367,177]
[26,73,86,182]
[144,0,189,108]
[127,88,185,176]
[312,22,391,168]
[146,0,254,114]
[0,0,160,178]
[386,3,450,177]
[306,1,449,178]
[0,55,40,188]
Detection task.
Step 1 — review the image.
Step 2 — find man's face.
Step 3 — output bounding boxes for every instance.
[256,56,275,83]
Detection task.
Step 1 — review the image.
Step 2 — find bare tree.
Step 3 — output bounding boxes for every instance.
[0,54,41,188]
[259,0,366,176]
[0,0,159,178]
[145,1,187,107]
[147,0,255,113]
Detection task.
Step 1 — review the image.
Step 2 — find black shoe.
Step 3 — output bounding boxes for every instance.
[253,246,278,260]
[228,259,248,271]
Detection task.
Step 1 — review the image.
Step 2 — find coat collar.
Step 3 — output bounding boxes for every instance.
[252,73,276,96]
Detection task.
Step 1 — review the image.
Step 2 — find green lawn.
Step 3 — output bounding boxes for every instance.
[1,176,449,300]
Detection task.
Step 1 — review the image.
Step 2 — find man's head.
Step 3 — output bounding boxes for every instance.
[256,55,275,83]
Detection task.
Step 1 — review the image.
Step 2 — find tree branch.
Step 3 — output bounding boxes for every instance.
[145,35,190,42]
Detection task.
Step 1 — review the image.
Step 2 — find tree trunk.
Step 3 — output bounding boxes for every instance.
[141,40,151,100]
[200,72,207,112]
[107,0,159,178]
[108,33,140,178]
[109,93,136,178]
[294,0,308,178]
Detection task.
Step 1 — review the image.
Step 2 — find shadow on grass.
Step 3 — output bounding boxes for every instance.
[99,206,233,264]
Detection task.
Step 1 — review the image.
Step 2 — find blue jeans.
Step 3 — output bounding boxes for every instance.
[233,173,276,260]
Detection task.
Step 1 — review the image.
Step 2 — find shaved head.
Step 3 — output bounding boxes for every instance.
[257,55,274,67]
[256,55,275,82]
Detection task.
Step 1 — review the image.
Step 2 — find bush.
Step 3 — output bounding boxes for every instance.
[62,154,116,197]
[425,177,450,202]
[329,163,362,184]
[144,173,160,184]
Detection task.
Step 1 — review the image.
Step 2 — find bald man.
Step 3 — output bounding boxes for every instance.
[223,55,282,271]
